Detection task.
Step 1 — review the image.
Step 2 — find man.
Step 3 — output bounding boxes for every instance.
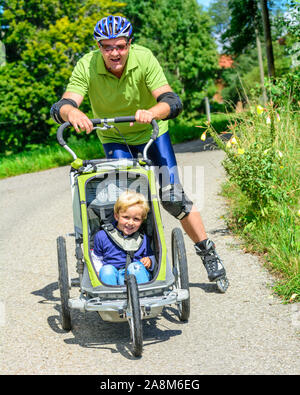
[51,15,228,290]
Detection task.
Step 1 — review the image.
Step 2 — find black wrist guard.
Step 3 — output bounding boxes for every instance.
[50,98,78,124]
[157,92,183,120]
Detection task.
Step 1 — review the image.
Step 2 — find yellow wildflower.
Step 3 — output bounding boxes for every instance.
[256,105,264,115]
[290,293,298,303]
[200,132,207,141]
[237,148,245,155]
[230,136,238,145]
[226,140,231,148]
[277,150,283,158]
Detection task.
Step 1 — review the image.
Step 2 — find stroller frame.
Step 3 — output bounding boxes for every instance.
[56,117,190,356]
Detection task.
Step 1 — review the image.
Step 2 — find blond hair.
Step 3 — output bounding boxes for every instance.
[114,190,149,220]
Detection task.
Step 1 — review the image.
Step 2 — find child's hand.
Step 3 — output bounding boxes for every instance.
[140,257,151,269]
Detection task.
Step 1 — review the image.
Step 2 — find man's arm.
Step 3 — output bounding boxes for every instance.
[134,84,182,124]
[149,84,174,119]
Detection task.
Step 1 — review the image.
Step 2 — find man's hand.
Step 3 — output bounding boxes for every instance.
[60,92,93,134]
[140,256,152,269]
[131,84,173,124]
[67,107,94,134]
[132,109,154,126]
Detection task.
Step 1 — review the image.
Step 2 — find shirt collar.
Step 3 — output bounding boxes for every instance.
[124,46,138,74]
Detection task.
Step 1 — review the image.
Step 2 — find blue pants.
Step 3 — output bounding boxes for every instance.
[99,261,151,285]
[103,131,180,186]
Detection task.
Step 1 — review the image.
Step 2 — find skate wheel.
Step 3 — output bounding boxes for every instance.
[216,276,229,293]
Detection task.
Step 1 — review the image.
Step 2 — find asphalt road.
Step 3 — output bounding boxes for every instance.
[0,139,299,375]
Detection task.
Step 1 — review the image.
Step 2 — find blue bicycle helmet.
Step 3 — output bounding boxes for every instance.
[94,15,133,41]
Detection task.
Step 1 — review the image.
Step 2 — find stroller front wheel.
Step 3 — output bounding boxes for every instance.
[126,274,143,357]
[57,236,72,331]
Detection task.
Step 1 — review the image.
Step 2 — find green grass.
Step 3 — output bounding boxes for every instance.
[222,181,300,302]
[0,135,105,179]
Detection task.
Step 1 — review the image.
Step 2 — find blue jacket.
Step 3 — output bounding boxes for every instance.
[93,225,154,270]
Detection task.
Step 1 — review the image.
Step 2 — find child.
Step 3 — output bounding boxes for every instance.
[92,190,155,285]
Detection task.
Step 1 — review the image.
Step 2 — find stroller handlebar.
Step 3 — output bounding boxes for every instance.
[56,116,159,149]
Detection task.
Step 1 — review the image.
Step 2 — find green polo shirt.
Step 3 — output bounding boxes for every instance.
[66,44,169,145]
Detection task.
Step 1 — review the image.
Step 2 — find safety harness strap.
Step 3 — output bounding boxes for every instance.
[101,223,144,282]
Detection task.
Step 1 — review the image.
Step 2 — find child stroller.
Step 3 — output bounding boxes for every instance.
[56,117,190,357]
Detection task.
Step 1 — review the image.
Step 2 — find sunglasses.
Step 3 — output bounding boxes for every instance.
[99,42,129,53]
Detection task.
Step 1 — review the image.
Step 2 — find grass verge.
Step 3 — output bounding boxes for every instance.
[207,103,300,303]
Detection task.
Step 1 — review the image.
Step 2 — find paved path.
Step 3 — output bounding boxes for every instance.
[0,140,299,375]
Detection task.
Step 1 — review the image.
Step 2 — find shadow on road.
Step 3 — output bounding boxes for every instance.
[189,282,221,293]
[32,281,185,360]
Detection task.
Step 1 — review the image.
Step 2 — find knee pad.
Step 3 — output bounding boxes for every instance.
[159,184,193,220]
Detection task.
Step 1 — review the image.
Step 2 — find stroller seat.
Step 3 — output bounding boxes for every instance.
[75,167,171,290]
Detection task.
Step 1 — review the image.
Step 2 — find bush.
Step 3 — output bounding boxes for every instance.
[265,70,300,109]
[207,100,300,302]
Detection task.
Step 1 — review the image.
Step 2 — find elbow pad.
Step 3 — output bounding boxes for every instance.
[157,92,183,120]
[50,98,78,124]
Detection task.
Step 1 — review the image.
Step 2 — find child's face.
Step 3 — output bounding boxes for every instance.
[114,205,144,236]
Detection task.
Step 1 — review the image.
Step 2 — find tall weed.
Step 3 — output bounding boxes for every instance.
[206,100,300,302]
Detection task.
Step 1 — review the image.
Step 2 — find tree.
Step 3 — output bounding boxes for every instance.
[260,0,276,77]
[221,0,263,54]
[1,0,86,61]
[208,0,231,50]
[274,0,300,66]
[218,0,277,103]
[0,0,125,154]
[124,0,219,117]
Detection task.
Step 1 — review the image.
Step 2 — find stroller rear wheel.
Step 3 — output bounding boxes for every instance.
[171,228,190,321]
[57,236,71,331]
[126,274,143,357]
